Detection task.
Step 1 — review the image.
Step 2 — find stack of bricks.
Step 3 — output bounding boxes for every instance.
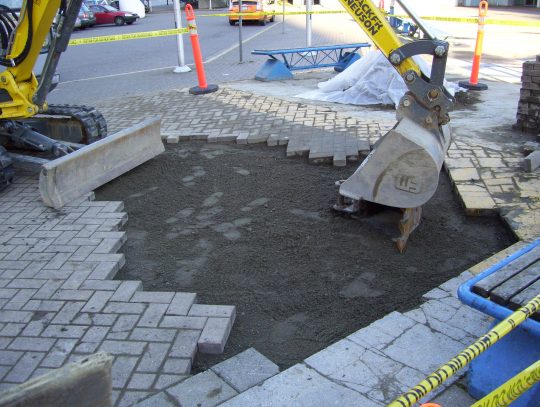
[517,55,540,135]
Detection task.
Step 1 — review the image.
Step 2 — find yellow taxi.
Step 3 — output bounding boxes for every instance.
[228,0,275,26]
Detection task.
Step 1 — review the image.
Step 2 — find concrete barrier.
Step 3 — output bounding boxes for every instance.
[0,352,113,407]
[39,117,164,209]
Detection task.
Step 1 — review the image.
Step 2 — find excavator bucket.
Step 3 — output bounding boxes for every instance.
[338,118,451,209]
[39,117,164,209]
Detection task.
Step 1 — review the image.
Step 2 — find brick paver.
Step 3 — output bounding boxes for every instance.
[0,178,235,406]
[2,67,540,406]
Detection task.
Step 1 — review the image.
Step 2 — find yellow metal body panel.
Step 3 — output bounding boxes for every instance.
[0,0,61,119]
[336,0,419,76]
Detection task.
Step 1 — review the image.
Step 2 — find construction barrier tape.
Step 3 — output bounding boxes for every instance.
[200,10,540,27]
[66,11,539,46]
[471,359,540,407]
[68,28,189,46]
[386,294,540,407]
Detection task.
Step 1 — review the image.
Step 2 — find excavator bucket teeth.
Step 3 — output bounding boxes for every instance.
[39,117,164,209]
[339,118,451,209]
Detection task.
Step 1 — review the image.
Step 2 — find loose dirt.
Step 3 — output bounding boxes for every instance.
[96,141,515,371]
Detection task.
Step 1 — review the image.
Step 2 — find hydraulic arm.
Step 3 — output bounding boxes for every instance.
[334,0,454,251]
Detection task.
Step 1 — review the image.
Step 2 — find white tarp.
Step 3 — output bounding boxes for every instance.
[296,49,461,108]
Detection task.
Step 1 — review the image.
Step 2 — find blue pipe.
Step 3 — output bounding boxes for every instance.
[457,238,540,337]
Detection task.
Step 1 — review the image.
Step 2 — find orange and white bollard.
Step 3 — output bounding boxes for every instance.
[459,0,488,91]
[185,4,218,95]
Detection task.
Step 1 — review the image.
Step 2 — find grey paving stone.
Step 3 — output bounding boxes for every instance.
[0,310,33,324]
[8,337,56,352]
[118,390,150,407]
[0,350,23,365]
[88,260,123,280]
[51,301,86,324]
[100,340,146,356]
[188,304,235,319]
[137,342,171,373]
[51,289,94,301]
[0,323,25,336]
[40,324,88,339]
[80,279,121,291]
[422,287,450,300]
[305,338,367,377]
[211,348,279,392]
[219,363,382,407]
[104,302,146,314]
[130,327,176,342]
[169,330,201,361]
[4,351,45,383]
[439,271,474,296]
[347,320,402,350]
[166,292,197,316]
[81,325,110,343]
[198,317,232,354]
[382,324,466,375]
[81,290,114,313]
[22,299,65,312]
[111,314,140,335]
[135,391,180,407]
[112,355,139,388]
[160,316,207,330]
[166,370,238,407]
[153,374,188,391]
[39,338,78,368]
[128,373,157,390]
[138,303,169,328]
[132,291,175,304]
[163,358,191,375]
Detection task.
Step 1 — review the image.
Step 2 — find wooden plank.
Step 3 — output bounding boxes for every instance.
[472,244,540,297]
[491,261,540,305]
[508,280,540,322]
[0,352,112,407]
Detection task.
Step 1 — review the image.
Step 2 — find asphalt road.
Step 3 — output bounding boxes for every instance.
[47,6,540,107]
[49,8,286,104]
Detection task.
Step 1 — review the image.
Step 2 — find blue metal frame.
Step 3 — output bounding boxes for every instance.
[457,237,540,337]
[252,43,371,71]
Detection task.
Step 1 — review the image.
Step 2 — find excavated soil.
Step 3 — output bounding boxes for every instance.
[96,141,515,370]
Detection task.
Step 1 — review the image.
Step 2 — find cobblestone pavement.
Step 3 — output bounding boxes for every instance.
[3,50,540,407]
[0,179,235,406]
[2,78,539,405]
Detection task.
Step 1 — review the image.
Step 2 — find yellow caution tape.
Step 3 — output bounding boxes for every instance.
[471,359,540,407]
[392,13,540,27]
[386,294,540,407]
[67,10,538,46]
[201,9,540,27]
[68,28,189,46]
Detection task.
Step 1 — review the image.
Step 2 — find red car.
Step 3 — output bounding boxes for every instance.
[88,4,139,26]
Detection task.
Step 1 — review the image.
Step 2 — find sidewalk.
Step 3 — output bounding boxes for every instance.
[2,4,540,407]
[1,71,539,405]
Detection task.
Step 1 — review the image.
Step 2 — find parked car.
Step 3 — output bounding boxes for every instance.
[109,0,150,13]
[78,3,96,29]
[88,4,139,26]
[228,0,274,26]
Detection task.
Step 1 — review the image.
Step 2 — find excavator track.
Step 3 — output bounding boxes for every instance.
[24,104,108,146]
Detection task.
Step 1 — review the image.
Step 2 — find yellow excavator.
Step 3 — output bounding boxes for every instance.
[0,0,163,208]
[0,0,451,251]
[334,0,454,251]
